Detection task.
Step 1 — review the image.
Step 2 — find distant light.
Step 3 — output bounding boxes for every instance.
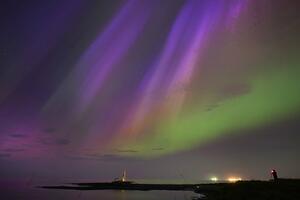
[210,177,218,182]
[227,177,242,183]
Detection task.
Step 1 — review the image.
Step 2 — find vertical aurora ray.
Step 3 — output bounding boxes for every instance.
[114,1,203,140]
[0,0,85,158]
[75,0,155,113]
[110,0,300,156]
[0,0,84,104]
[2,0,300,160]
[113,0,248,144]
[42,0,158,146]
[164,1,221,114]
[45,0,155,114]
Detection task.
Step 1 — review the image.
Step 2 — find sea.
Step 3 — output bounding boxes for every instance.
[1,179,207,200]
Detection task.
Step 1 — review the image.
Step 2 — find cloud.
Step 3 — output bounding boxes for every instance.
[204,84,251,112]
[55,138,70,145]
[39,138,70,146]
[98,154,142,162]
[152,147,164,151]
[0,153,11,158]
[205,103,220,112]
[115,149,139,153]
[10,133,27,138]
[64,155,90,161]
[3,148,25,152]
[65,154,107,161]
[43,128,56,133]
[221,83,251,98]
[65,153,141,162]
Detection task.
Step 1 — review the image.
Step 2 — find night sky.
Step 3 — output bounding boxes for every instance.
[0,0,300,184]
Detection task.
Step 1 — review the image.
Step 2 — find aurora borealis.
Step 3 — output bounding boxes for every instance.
[1,0,300,189]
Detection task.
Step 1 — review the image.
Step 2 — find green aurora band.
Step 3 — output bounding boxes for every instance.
[120,63,300,157]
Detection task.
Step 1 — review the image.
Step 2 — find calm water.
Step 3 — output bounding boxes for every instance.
[1,181,203,200]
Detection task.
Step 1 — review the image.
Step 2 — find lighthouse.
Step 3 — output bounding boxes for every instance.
[121,170,126,182]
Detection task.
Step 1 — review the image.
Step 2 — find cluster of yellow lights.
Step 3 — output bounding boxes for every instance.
[210,176,242,183]
[210,177,218,182]
[227,177,242,183]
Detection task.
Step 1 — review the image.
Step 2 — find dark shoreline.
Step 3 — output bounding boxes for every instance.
[41,179,300,199]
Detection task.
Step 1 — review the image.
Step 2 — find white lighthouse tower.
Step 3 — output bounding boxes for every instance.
[121,169,126,182]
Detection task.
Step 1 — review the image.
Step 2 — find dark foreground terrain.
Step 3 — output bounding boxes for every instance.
[195,179,300,200]
[41,179,300,200]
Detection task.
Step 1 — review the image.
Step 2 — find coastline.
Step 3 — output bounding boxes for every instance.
[41,178,300,199]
